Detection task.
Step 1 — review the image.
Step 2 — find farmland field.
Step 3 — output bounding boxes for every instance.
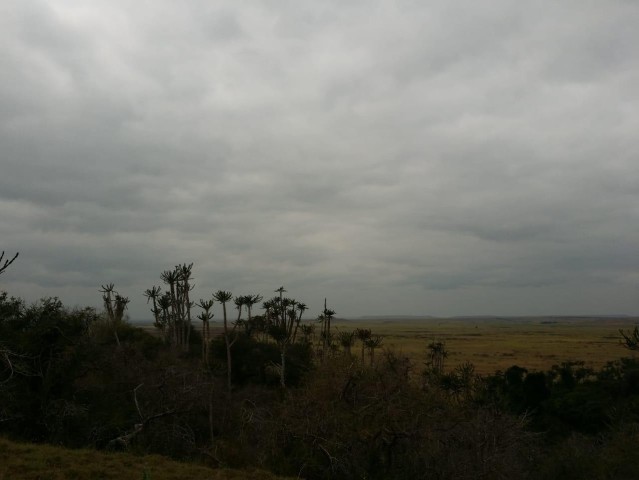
[331,316,639,375]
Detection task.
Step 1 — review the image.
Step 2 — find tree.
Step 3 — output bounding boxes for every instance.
[99,284,129,346]
[150,264,194,351]
[356,328,372,365]
[0,251,18,276]
[317,301,336,359]
[292,302,307,344]
[176,264,195,349]
[196,298,214,366]
[426,341,448,374]
[364,335,384,365]
[213,290,235,392]
[143,285,163,331]
[620,326,639,350]
[338,330,356,356]
[264,287,310,388]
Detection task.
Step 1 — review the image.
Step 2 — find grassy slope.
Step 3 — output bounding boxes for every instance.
[0,437,290,480]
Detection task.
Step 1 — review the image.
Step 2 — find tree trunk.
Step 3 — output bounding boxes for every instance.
[280,346,286,388]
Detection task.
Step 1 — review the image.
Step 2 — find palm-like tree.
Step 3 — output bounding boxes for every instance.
[245,294,263,322]
[426,341,448,374]
[292,302,307,344]
[364,335,384,365]
[157,293,171,338]
[144,286,162,332]
[196,299,214,366]
[99,284,129,346]
[234,295,246,325]
[356,328,372,365]
[239,294,263,337]
[322,307,336,353]
[338,330,356,356]
[160,269,180,346]
[213,290,235,392]
[176,263,194,350]
[262,298,276,329]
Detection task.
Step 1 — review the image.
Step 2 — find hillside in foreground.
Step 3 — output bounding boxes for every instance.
[0,437,291,480]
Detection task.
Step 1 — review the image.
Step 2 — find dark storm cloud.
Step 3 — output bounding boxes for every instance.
[1,0,639,317]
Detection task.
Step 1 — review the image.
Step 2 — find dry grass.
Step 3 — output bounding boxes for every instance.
[0,437,291,480]
[332,316,639,375]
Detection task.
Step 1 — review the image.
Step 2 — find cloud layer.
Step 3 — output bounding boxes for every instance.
[2,0,639,318]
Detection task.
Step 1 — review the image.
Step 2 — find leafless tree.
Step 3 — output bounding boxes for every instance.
[0,251,18,276]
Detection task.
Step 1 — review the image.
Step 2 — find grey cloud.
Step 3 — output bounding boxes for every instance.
[2,0,639,318]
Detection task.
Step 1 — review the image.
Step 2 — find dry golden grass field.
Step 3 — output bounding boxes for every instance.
[332,316,639,375]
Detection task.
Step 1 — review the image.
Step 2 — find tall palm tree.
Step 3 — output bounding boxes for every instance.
[176,263,194,350]
[234,295,246,325]
[245,294,263,322]
[321,306,336,354]
[160,269,180,347]
[196,299,214,366]
[213,290,235,392]
[143,285,162,329]
[240,294,263,337]
[292,302,307,343]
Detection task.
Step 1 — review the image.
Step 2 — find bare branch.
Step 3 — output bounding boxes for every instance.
[0,251,18,276]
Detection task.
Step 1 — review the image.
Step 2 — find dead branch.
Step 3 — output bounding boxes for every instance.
[0,251,18,276]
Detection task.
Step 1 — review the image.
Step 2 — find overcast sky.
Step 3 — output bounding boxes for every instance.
[1,0,638,319]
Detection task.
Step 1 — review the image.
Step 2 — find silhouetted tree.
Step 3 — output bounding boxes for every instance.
[356,328,372,365]
[0,251,18,276]
[338,330,356,356]
[213,290,235,392]
[426,341,448,374]
[365,334,384,365]
[99,284,129,346]
[263,287,310,388]
[152,264,194,351]
[620,326,639,350]
[197,298,214,366]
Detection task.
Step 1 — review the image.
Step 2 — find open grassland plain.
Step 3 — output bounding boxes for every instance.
[332,316,639,375]
[0,437,292,480]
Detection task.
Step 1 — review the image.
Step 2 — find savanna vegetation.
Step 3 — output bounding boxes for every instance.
[2,256,639,479]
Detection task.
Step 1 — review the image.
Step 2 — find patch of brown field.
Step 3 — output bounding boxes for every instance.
[333,317,639,375]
